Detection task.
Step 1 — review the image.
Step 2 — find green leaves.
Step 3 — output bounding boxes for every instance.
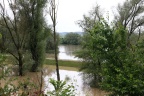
[99,24,144,95]
[77,1,144,94]
[47,78,76,96]
[78,18,144,95]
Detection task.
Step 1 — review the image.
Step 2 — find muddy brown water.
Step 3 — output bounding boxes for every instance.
[1,45,107,95]
[40,45,108,95]
[0,65,108,96]
[44,66,108,96]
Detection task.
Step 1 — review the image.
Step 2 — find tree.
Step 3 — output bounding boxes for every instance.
[0,33,2,53]
[0,0,48,74]
[114,0,144,43]
[46,30,59,53]
[96,21,144,96]
[29,0,47,72]
[19,0,48,72]
[77,2,144,95]
[48,0,60,81]
[0,19,8,53]
[79,18,144,95]
[76,4,103,87]
[77,4,103,32]
[61,32,82,45]
[46,31,55,53]
[0,0,29,76]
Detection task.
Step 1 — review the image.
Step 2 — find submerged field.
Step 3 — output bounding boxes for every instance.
[45,58,82,68]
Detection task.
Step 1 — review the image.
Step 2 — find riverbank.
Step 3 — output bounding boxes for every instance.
[45,59,82,68]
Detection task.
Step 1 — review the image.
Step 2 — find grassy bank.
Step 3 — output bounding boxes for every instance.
[45,59,82,68]
[3,54,83,69]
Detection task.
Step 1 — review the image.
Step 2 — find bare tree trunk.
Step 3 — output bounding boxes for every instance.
[54,25,60,81]
[49,0,60,81]
[53,0,60,81]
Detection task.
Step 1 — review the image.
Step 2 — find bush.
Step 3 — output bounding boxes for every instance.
[46,78,76,96]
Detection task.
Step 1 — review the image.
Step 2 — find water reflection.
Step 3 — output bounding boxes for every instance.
[58,45,81,61]
[44,69,107,96]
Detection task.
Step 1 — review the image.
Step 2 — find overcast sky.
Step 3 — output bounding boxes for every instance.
[53,0,125,32]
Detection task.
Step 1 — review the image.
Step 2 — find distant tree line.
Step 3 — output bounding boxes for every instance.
[60,32,82,45]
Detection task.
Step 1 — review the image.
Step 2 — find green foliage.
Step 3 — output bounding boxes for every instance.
[46,34,55,53]
[95,23,144,95]
[0,55,4,64]
[76,21,110,87]
[46,32,59,53]
[23,0,48,72]
[0,55,6,77]
[61,32,82,45]
[76,4,104,87]
[79,19,144,95]
[0,1,28,76]
[22,51,34,73]
[47,78,76,96]
[76,1,144,95]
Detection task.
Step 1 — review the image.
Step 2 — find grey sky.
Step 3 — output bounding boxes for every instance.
[55,0,125,32]
[0,0,125,32]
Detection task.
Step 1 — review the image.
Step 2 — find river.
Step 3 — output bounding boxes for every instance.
[58,45,81,61]
[44,67,107,96]
[45,45,107,96]
[1,45,107,95]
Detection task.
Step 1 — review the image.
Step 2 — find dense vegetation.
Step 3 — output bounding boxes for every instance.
[77,0,144,95]
[25,0,48,72]
[0,0,50,75]
[0,0,144,95]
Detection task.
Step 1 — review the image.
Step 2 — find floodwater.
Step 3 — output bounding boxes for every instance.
[45,45,108,95]
[0,45,108,95]
[58,45,81,61]
[43,66,108,96]
[0,66,108,96]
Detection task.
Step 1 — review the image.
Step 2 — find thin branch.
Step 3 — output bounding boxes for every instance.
[6,49,19,60]
[8,0,20,47]
[0,3,18,49]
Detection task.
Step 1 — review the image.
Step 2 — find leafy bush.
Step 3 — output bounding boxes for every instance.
[77,19,144,95]
[47,78,76,96]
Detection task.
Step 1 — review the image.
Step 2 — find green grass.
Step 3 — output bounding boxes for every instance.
[3,54,83,68]
[45,59,82,68]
